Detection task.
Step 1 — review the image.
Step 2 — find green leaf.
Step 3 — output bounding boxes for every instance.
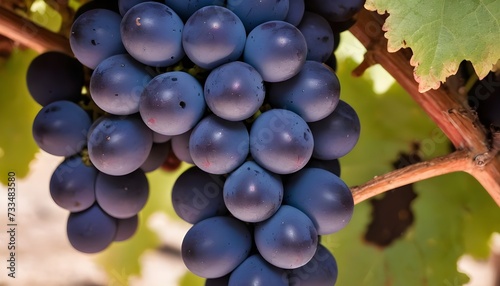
[0,48,40,185]
[179,271,205,286]
[325,52,500,286]
[28,0,63,33]
[365,0,500,92]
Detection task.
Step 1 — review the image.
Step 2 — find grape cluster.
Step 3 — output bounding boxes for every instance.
[27,0,364,284]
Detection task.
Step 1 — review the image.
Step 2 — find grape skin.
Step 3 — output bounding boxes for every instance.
[90,53,153,115]
[87,115,153,176]
[139,71,206,136]
[120,2,184,67]
[244,21,307,83]
[182,216,252,278]
[254,205,318,269]
[288,244,338,286]
[223,161,283,223]
[70,9,125,69]
[32,100,91,157]
[95,169,149,219]
[228,254,289,286]
[227,0,290,32]
[284,168,354,235]
[66,204,117,254]
[204,61,265,121]
[268,60,340,122]
[50,156,97,212]
[189,114,250,175]
[114,214,139,241]
[172,166,227,224]
[309,100,361,160]
[26,52,84,106]
[249,109,314,174]
[182,6,246,70]
[298,11,335,63]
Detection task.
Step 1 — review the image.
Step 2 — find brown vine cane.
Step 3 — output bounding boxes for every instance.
[349,8,500,206]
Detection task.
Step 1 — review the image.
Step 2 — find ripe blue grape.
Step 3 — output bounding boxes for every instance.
[70,9,125,69]
[306,0,365,22]
[152,132,171,144]
[182,6,246,70]
[118,0,149,16]
[171,129,194,164]
[309,100,361,159]
[140,142,172,172]
[227,0,290,32]
[87,115,153,176]
[249,109,313,174]
[284,168,353,234]
[204,61,265,121]
[228,254,289,286]
[244,21,307,82]
[114,214,139,241]
[172,166,227,224]
[182,216,252,278]
[306,158,341,177]
[90,54,153,115]
[120,2,184,67]
[50,156,97,212]
[288,244,338,286]
[268,61,340,122]
[32,100,91,157]
[66,204,117,253]
[164,0,220,21]
[95,168,149,219]
[74,0,120,19]
[205,275,230,286]
[140,71,205,136]
[298,12,335,62]
[224,161,283,223]
[284,0,305,26]
[254,205,318,269]
[189,114,249,174]
[26,51,84,106]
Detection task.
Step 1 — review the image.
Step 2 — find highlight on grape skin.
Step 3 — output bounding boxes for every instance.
[26,0,363,284]
[249,109,314,175]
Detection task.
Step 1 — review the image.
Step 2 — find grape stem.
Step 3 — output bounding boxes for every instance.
[349,9,500,206]
[351,149,471,204]
[0,6,72,55]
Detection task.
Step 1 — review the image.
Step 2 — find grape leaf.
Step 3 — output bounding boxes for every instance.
[365,0,500,92]
[0,48,40,185]
[325,56,500,285]
[179,271,205,286]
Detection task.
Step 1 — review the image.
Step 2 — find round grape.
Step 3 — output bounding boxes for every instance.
[244,21,307,82]
[223,161,283,223]
[254,205,318,269]
[189,114,249,175]
[66,204,117,253]
[182,216,252,278]
[249,109,313,174]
